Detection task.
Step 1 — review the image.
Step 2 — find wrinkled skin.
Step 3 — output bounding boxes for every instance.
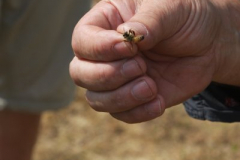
[70,0,240,123]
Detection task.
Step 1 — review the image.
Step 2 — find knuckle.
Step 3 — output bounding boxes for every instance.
[69,59,81,85]
[71,29,80,53]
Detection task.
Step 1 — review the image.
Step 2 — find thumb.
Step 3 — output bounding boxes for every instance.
[117,0,191,51]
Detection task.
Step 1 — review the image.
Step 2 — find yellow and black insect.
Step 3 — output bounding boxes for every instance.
[123,29,144,43]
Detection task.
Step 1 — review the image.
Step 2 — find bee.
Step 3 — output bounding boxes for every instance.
[123,29,144,43]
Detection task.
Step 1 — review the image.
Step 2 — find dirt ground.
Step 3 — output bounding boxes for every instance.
[32,88,240,160]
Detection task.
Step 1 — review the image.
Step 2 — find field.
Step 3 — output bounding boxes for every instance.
[32,88,240,160]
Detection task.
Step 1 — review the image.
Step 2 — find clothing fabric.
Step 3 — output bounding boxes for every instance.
[184,82,240,123]
[0,0,90,112]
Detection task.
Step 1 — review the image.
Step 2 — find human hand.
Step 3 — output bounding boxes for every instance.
[70,0,240,123]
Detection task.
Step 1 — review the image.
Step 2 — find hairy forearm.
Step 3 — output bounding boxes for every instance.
[212,0,240,86]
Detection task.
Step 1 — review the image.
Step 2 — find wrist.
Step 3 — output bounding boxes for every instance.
[212,0,240,86]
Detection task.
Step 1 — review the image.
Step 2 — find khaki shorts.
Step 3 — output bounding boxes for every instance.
[0,0,90,112]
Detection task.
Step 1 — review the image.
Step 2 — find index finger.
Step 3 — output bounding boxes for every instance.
[72,1,138,61]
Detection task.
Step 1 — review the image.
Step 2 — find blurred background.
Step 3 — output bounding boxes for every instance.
[32,88,240,160]
[32,1,240,160]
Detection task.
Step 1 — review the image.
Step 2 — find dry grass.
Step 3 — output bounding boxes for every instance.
[33,88,240,160]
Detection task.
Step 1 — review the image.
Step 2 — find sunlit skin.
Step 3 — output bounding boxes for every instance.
[70,0,240,123]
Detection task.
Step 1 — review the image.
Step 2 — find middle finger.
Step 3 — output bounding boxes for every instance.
[70,55,147,91]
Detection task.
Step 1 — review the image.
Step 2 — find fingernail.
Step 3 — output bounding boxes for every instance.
[121,59,143,78]
[114,42,126,51]
[131,80,153,100]
[118,22,149,38]
[144,98,161,115]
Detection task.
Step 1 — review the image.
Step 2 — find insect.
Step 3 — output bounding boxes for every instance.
[123,29,144,43]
